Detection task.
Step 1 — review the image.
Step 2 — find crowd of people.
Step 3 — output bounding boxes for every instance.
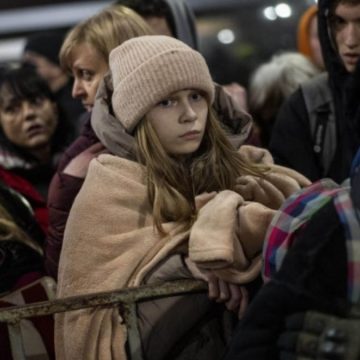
[0,0,359,359]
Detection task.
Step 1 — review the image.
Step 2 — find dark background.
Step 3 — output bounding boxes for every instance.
[0,0,316,86]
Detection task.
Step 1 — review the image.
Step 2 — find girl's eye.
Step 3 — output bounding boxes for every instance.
[190,92,203,102]
[158,99,174,107]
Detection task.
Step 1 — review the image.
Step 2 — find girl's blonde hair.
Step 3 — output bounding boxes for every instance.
[59,5,153,72]
[135,108,266,234]
[0,203,43,255]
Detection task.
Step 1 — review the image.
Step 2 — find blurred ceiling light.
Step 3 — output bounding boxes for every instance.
[0,38,25,62]
[217,29,235,44]
[263,6,277,21]
[275,3,292,18]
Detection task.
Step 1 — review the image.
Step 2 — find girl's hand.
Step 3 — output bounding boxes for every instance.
[184,257,249,318]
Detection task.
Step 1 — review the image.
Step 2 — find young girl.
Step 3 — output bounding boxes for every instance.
[55,36,310,360]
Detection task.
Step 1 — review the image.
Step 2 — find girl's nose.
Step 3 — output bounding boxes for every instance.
[180,102,197,123]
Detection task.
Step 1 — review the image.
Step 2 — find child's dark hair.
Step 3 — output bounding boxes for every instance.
[0,63,56,107]
[0,63,71,162]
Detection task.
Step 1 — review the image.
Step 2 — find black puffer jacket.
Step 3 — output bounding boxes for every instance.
[270,0,360,183]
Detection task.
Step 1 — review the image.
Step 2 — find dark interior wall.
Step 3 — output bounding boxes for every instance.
[0,0,316,86]
[0,0,100,10]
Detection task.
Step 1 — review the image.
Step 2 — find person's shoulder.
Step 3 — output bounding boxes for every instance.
[275,87,308,128]
[90,154,145,181]
[300,72,331,105]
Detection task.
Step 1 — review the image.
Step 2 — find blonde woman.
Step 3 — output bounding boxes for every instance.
[55,35,310,360]
[45,5,153,279]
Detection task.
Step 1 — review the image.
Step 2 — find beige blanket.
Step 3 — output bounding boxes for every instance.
[55,154,307,359]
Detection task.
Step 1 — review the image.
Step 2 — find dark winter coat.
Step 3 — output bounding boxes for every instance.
[45,112,99,278]
[223,199,348,360]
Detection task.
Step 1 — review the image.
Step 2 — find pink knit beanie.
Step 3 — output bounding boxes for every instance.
[109,35,215,132]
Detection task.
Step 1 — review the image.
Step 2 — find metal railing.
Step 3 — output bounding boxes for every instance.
[0,279,207,360]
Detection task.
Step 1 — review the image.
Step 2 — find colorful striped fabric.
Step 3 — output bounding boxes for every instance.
[262,178,341,281]
[262,175,360,303]
[334,191,360,302]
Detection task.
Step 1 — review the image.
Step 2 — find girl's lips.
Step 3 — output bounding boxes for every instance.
[179,131,201,140]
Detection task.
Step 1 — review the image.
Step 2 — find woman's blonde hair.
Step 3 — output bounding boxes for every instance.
[135,108,265,234]
[0,203,43,255]
[59,5,153,72]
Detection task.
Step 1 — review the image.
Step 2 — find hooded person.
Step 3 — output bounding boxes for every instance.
[54,35,309,360]
[270,0,360,183]
[116,0,199,49]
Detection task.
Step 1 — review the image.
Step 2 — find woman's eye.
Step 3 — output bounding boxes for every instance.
[32,97,45,106]
[3,103,19,114]
[81,70,93,81]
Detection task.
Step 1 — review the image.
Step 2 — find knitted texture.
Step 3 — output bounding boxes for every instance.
[110,35,215,132]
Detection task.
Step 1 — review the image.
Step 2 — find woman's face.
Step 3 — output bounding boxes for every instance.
[145,89,208,156]
[70,43,109,112]
[0,87,58,151]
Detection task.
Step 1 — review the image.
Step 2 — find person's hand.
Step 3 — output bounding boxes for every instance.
[184,257,248,318]
[63,142,106,178]
[278,311,360,360]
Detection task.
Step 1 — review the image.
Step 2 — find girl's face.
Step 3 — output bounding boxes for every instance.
[145,89,208,156]
[70,43,109,112]
[0,87,58,151]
